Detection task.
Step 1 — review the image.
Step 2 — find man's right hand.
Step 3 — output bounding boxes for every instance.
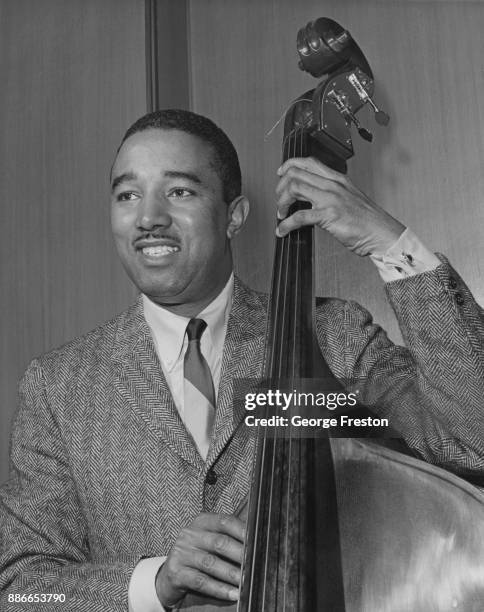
[155,513,245,609]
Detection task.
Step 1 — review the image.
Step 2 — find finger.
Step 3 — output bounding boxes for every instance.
[277,156,348,186]
[178,526,244,565]
[200,529,245,564]
[166,566,239,604]
[275,164,333,199]
[193,513,246,543]
[276,208,327,237]
[195,550,241,585]
[276,170,338,219]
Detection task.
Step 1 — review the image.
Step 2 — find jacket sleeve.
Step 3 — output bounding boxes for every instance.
[316,258,484,479]
[0,359,139,612]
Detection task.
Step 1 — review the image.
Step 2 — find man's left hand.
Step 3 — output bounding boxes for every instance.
[275,157,405,257]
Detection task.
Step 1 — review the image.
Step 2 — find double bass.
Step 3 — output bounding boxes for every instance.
[181,18,484,611]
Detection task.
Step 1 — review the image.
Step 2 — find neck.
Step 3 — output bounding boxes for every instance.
[145,270,233,318]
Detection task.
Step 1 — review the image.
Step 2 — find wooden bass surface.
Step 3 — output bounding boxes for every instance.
[179,438,484,611]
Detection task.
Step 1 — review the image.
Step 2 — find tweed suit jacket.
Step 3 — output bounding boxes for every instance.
[1,259,484,611]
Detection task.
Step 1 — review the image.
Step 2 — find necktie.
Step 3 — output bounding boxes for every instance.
[183,318,215,458]
[184,319,216,406]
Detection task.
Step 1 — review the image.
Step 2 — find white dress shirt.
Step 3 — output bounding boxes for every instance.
[128,230,440,611]
[142,272,233,456]
[370,227,441,281]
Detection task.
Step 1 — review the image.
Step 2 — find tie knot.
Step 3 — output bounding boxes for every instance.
[186,318,207,342]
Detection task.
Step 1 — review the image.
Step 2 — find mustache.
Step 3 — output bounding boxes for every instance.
[133,230,182,245]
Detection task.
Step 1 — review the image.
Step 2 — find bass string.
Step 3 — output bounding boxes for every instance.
[284,124,306,612]
[245,122,302,611]
[285,124,305,594]
[265,123,297,610]
[282,123,300,612]
[245,126,281,612]
[269,123,307,611]
[261,124,295,610]
[297,125,308,611]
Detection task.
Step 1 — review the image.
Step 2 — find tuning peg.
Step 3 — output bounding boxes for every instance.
[374,109,390,126]
[348,114,374,142]
[358,127,373,142]
[352,116,373,142]
[344,108,373,142]
[327,88,374,142]
[364,97,390,126]
[348,73,390,126]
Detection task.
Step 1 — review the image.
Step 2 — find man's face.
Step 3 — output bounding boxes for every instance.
[111,128,245,314]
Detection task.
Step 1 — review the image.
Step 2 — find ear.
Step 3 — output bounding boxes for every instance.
[226,195,250,239]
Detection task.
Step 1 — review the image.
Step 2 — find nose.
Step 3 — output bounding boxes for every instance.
[136,192,172,231]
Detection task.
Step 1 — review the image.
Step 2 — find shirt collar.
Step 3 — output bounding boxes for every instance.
[142,274,234,372]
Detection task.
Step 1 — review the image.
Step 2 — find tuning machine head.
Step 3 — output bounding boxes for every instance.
[295,18,389,164]
[347,72,390,126]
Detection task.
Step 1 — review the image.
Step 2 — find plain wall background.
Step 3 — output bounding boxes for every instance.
[0,0,146,484]
[1,0,484,485]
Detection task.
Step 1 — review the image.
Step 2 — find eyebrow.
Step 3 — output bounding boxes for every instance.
[110,170,202,193]
[163,170,202,184]
[111,172,137,193]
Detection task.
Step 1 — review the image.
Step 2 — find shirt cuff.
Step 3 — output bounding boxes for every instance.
[128,556,167,612]
[369,227,441,283]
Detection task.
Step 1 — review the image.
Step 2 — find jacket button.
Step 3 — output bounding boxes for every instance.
[448,277,458,290]
[455,292,465,305]
[206,469,218,485]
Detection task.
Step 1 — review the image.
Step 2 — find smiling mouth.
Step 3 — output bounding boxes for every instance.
[141,245,181,257]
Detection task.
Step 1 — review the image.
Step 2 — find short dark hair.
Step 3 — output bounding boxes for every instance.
[120,109,241,203]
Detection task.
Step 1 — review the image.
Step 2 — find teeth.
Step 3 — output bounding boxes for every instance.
[142,245,180,256]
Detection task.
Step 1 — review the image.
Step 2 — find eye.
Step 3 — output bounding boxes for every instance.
[116,191,139,202]
[168,188,194,199]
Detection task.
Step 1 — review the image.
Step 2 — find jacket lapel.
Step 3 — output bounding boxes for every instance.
[110,297,203,468]
[207,277,267,465]
[109,279,267,470]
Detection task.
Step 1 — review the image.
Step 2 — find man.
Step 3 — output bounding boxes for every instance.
[1,109,483,611]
